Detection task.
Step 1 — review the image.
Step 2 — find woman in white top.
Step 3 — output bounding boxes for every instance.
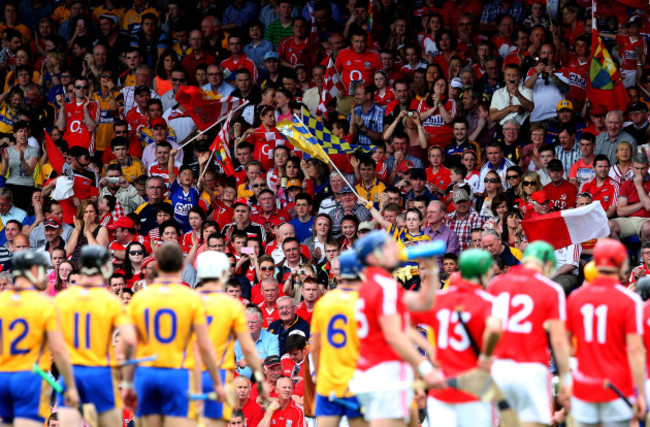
[4,120,38,210]
[608,141,634,184]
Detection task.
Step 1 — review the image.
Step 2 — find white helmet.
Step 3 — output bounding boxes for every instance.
[196,251,231,282]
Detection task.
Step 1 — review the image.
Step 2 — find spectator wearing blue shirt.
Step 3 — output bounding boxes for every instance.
[289,193,314,243]
[268,296,310,355]
[243,21,274,72]
[235,306,280,378]
[222,0,260,31]
[168,148,202,232]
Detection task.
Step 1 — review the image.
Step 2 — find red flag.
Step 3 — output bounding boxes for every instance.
[317,57,347,116]
[586,30,629,111]
[175,86,247,131]
[209,114,235,176]
[44,131,73,177]
[521,202,610,249]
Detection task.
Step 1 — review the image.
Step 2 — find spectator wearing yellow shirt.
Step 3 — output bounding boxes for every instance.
[0,2,32,42]
[122,0,159,36]
[91,0,125,25]
[0,87,25,137]
[107,137,144,183]
[170,26,192,59]
[352,156,386,209]
[91,70,123,155]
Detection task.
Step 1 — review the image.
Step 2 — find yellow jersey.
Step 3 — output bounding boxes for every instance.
[55,286,127,366]
[91,90,124,152]
[107,156,145,183]
[127,282,206,369]
[199,290,247,371]
[122,5,159,35]
[355,178,386,208]
[0,289,59,372]
[311,287,360,397]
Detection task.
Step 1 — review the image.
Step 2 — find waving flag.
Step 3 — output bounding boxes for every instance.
[175,86,247,131]
[317,57,347,116]
[521,202,610,249]
[277,118,330,163]
[587,30,629,111]
[300,107,373,154]
[44,131,73,178]
[209,113,235,176]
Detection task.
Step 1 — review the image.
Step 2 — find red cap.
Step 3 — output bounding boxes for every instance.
[108,216,135,230]
[232,198,249,208]
[593,238,627,270]
[531,190,548,204]
[151,117,167,129]
[270,215,288,227]
[397,160,414,173]
[44,218,61,229]
[590,104,608,116]
[141,256,156,269]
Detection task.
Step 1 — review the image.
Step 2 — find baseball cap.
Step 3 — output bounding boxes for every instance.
[556,100,573,111]
[340,185,354,194]
[270,216,288,227]
[358,221,374,232]
[151,117,167,129]
[232,198,249,208]
[450,77,464,89]
[286,178,302,189]
[397,159,414,173]
[263,51,280,62]
[44,218,61,229]
[107,216,135,230]
[591,104,607,116]
[452,189,470,203]
[134,85,150,96]
[626,15,641,26]
[141,256,156,269]
[263,355,282,367]
[547,159,564,171]
[531,190,548,204]
[627,101,648,114]
[99,13,119,24]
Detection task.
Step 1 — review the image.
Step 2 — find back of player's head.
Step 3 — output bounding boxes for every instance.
[522,241,556,274]
[80,245,113,280]
[458,249,492,282]
[156,242,184,273]
[354,230,391,265]
[339,249,362,280]
[196,251,230,283]
[12,250,50,288]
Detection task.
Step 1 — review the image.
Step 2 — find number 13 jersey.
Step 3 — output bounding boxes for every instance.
[487,266,566,365]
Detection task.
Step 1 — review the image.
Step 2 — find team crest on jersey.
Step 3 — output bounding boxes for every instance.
[287,421,292,427]
[346,61,351,65]
[67,112,72,117]
[439,180,444,186]
[603,196,609,202]
[364,62,370,68]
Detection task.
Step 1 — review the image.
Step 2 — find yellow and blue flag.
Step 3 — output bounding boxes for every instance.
[299,108,374,154]
[277,119,330,164]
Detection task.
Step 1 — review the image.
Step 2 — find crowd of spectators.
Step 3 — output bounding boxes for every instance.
[0,0,649,425]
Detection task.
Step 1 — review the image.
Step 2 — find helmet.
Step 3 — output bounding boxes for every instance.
[593,239,627,270]
[354,231,391,264]
[196,251,230,282]
[458,249,493,280]
[80,246,114,279]
[523,241,556,269]
[339,249,363,280]
[12,250,50,284]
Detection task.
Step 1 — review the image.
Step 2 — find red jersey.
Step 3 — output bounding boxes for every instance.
[267,401,304,427]
[126,107,149,147]
[374,89,397,108]
[248,127,292,171]
[296,301,314,324]
[251,208,291,238]
[64,101,100,153]
[619,178,650,218]
[212,202,234,232]
[278,33,320,75]
[580,177,619,211]
[334,47,382,91]
[487,266,566,364]
[356,266,408,370]
[643,300,650,378]
[544,180,578,211]
[221,54,259,84]
[241,398,264,427]
[281,356,304,380]
[411,279,493,403]
[426,166,452,192]
[565,55,589,111]
[616,35,646,71]
[566,277,643,401]
[148,163,177,189]
[258,302,280,328]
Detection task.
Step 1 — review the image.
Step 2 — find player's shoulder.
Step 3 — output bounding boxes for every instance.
[613,283,643,306]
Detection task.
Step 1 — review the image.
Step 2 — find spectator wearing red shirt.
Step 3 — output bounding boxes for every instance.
[544,159,577,211]
[221,34,259,84]
[334,28,382,90]
[56,76,100,154]
[258,377,304,427]
[234,377,264,427]
[258,278,281,328]
[580,155,619,218]
[296,278,319,323]
[251,189,291,239]
[609,154,650,242]
[278,17,320,76]
[281,334,306,381]
[181,29,216,85]
[125,85,150,148]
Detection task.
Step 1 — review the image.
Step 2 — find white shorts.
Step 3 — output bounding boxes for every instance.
[571,397,633,424]
[491,359,552,424]
[426,397,493,427]
[353,361,414,421]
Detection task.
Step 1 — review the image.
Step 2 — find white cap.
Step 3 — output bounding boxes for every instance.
[450,78,464,89]
[196,251,231,282]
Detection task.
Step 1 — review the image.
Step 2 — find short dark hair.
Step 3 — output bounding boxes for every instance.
[294,192,312,205]
[156,242,184,273]
[111,137,129,150]
[593,154,611,167]
[285,334,307,353]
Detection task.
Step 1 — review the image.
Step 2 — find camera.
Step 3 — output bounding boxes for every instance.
[107,177,120,184]
[407,112,414,117]
[540,57,549,66]
[509,79,516,84]
[297,268,307,275]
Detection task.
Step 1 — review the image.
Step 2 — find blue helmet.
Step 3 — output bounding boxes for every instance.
[354,230,391,265]
[339,249,363,280]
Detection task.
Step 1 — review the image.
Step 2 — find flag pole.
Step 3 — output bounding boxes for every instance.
[200,110,233,181]
[178,100,249,150]
[291,113,361,199]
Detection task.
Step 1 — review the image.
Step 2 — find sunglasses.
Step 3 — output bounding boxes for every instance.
[252,184,266,188]
[61,74,72,78]
[506,175,519,180]
[260,266,274,271]
[171,78,185,82]
[129,250,144,255]
[100,74,111,79]
[522,181,535,186]
[230,263,236,267]
[75,85,89,90]
[484,178,499,183]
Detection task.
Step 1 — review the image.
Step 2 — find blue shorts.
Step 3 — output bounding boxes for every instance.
[0,371,51,423]
[134,367,195,418]
[201,369,233,420]
[315,393,364,418]
[57,366,119,414]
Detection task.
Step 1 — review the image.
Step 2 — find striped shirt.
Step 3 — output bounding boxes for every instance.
[348,104,385,147]
[443,209,484,251]
[555,143,582,175]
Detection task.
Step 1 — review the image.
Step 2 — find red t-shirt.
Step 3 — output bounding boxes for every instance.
[618,178,650,218]
[296,301,314,324]
[644,300,650,378]
[221,54,259,84]
[268,401,304,427]
[487,266,566,364]
[580,177,619,211]
[281,356,304,379]
[258,302,280,328]
[426,166,452,192]
[565,55,589,111]
[567,277,642,401]
[64,101,100,153]
[411,279,493,403]
[544,180,578,211]
[247,127,294,171]
[241,398,265,427]
[356,266,408,370]
[334,47,382,90]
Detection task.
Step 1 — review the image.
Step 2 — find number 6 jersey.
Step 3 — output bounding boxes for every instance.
[487,266,566,365]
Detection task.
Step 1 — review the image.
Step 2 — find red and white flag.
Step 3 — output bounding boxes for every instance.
[175,86,248,131]
[521,202,610,249]
[317,57,347,116]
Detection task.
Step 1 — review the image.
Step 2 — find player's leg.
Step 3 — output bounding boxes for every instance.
[348,416,369,427]
[97,408,123,427]
[318,416,344,427]
[202,370,229,427]
[12,372,58,427]
[163,416,198,427]
[158,369,198,427]
[86,366,123,427]
[139,414,164,427]
[56,408,83,426]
